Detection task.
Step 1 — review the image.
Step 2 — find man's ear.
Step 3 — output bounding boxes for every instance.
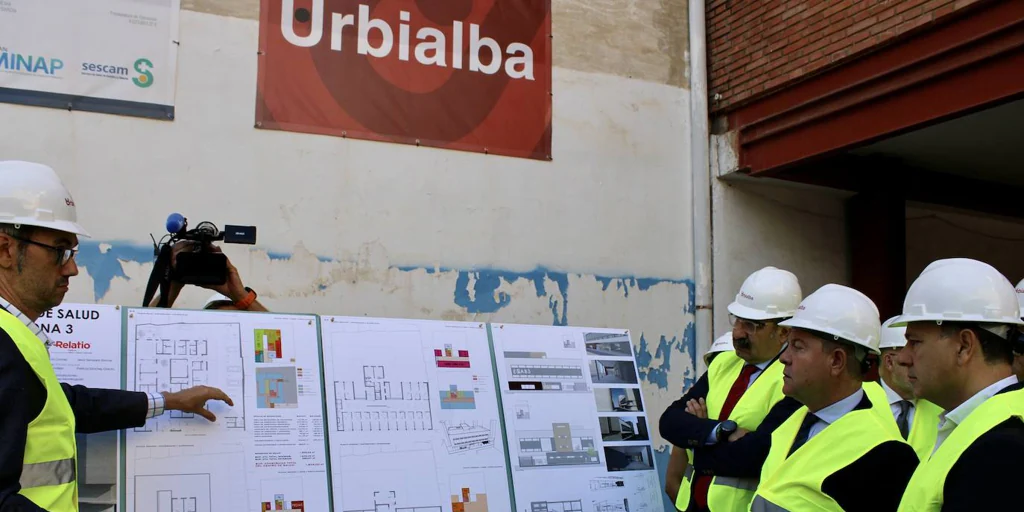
[956,328,980,366]
[775,325,791,342]
[830,345,848,377]
[0,235,17,270]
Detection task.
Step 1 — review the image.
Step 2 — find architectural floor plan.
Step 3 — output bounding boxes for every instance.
[125,309,330,512]
[131,321,245,433]
[321,316,513,512]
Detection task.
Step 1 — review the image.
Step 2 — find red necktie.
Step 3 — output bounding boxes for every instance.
[693,364,758,509]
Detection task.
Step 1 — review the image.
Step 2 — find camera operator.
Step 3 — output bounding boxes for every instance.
[148,240,267,312]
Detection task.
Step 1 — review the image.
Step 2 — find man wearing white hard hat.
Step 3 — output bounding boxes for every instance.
[749,284,918,511]
[0,161,234,511]
[894,258,1024,511]
[877,316,942,461]
[1011,278,1024,380]
[661,267,803,512]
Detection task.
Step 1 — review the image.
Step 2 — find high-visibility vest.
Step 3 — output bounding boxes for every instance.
[749,384,906,512]
[897,387,1024,512]
[0,309,79,511]
[906,399,942,462]
[675,351,787,511]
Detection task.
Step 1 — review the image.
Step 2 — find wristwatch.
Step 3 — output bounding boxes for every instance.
[716,420,738,442]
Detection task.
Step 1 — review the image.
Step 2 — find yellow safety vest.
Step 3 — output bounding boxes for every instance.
[897,387,1024,512]
[906,399,942,462]
[749,383,906,512]
[675,351,787,511]
[0,309,79,511]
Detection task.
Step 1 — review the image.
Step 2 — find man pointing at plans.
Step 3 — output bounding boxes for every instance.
[0,161,234,511]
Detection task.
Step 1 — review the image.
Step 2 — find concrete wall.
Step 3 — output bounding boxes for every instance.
[0,2,693,509]
[709,169,852,348]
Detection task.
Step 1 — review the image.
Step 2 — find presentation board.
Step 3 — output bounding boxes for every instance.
[492,323,663,512]
[321,316,512,512]
[123,308,330,512]
[30,304,663,512]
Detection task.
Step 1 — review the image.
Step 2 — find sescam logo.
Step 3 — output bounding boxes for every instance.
[0,46,63,76]
[280,0,536,80]
[81,57,154,88]
[133,58,154,88]
[81,61,130,80]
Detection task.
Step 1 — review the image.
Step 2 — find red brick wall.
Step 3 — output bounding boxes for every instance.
[707,0,985,112]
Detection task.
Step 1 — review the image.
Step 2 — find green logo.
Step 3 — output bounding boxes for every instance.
[132,58,153,88]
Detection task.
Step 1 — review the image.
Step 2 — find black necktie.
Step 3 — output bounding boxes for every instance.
[788,412,819,457]
[896,400,912,440]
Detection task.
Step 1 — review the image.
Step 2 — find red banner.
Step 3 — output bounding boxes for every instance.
[256,0,552,160]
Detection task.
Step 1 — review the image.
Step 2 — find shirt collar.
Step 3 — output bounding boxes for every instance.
[939,375,1019,430]
[813,387,865,425]
[0,295,53,352]
[879,378,907,406]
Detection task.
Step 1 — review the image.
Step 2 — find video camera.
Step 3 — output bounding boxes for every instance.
[142,213,256,307]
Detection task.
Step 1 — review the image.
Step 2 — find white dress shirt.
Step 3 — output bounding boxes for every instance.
[880,378,916,428]
[804,387,865,441]
[933,375,1019,454]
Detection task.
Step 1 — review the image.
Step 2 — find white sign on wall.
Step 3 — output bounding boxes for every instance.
[0,0,180,119]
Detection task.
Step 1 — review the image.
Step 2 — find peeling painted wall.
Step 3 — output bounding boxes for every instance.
[0,4,694,510]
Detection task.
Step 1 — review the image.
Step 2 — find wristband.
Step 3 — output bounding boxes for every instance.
[234,287,257,310]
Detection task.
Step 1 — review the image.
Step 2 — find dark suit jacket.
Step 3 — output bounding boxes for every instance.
[0,326,149,511]
[940,381,1024,511]
[659,368,802,511]
[815,393,919,511]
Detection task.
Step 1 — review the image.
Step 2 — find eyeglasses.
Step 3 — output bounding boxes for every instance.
[729,314,770,332]
[10,236,77,266]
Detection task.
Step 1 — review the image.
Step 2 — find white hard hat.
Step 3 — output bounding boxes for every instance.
[779,284,882,354]
[704,333,734,365]
[891,258,1024,332]
[203,293,232,309]
[0,160,90,237]
[1015,278,1024,318]
[878,315,907,350]
[727,266,802,321]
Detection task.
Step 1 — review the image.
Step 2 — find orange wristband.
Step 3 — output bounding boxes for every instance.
[234,287,257,310]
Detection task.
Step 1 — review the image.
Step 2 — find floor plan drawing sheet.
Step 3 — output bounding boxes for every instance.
[320,316,513,512]
[44,303,122,512]
[491,323,663,512]
[123,308,330,512]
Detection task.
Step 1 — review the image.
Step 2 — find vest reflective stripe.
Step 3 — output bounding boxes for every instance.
[0,310,79,511]
[714,476,758,491]
[750,385,906,512]
[897,388,1024,512]
[906,399,942,462]
[675,351,787,512]
[20,458,76,488]
[674,451,694,510]
[750,496,789,512]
